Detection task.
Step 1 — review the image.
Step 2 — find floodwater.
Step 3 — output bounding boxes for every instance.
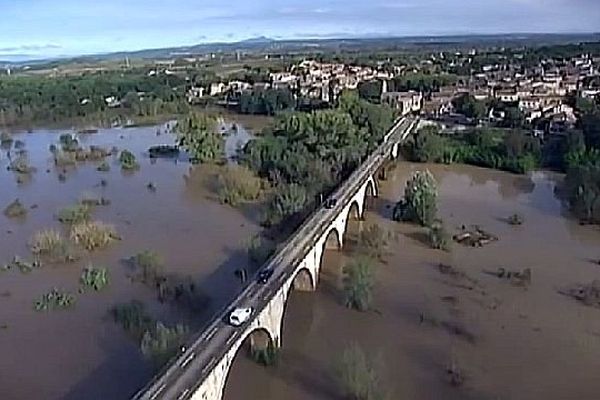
[225,163,600,400]
[0,119,266,400]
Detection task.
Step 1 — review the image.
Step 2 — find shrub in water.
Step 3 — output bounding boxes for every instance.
[70,221,119,251]
[80,265,109,291]
[57,204,91,224]
[3,199,27,218]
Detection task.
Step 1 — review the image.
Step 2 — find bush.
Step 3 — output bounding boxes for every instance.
[356,224,393,260]
[131,250,164,283]
[57,204,91,224]
[80,265,109,291]
[246,235,276,267]
[140,322,189,364]
[119,150,140,170]
[263,183,307,226]
[34,288,75,311]
[176,113,223,163]
[216,165,263,206]
[97,161,111,172]
[3,199,27,218]
[334,343,384,400]
[29,229,75,262]
[507,213,524,225]
[393,170,438,226]
[8,155,35,174]
[70,221,119,251]
[111,301,153,339]
[428,220,450,251]
[54,151,77,167]
[343,257,376,311]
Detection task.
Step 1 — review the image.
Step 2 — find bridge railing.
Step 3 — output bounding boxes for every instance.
[133,116,418,400]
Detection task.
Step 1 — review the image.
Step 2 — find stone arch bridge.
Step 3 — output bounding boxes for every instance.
[133,117,419,400]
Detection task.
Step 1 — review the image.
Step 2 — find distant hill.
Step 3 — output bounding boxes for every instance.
[2,32,599,66]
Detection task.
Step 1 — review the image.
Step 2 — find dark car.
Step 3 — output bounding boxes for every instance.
[257,268,274,284]
[325,198,338,209]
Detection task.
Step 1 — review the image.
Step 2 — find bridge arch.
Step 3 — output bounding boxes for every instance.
[220,326,277,400]
[291,267,316,292]
[323,226,342,251]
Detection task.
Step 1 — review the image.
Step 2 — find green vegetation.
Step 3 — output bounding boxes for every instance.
[3,199,27,218]
[507,213,524,226]
[334,342,384,400]
[428,220,451,251]
[176,113,223,163]
[343,257,376,312]
[111,301,189,364]
[216,165,263,206]
[8,155,35,174]
[97,161,111,172]
[111,301,154,338]
[119,150,140,170]
[355,224,393,260]
[57,204,91,224]
[0,132,13,147]
[131,250,164,284]
[246,235,276,267]
[242,91,394,230]
[29,229,75,262]
[564,165,600,224]
[34,288,75,311]
[263,183,308,226]
[69,221,119,251]
[0,71,190,126]
[80,265,109,291]
[239,88,295,115]
[393,170,438,227]
[452,94,487,121]
[405,126,541,174]
[140,322,188,364]
[2,255,42,274]
[250,341,279,366]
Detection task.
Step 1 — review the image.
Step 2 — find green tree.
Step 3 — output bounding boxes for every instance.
[564,165,600,224]
[393,170,438,227]
[264,183,308,226]
[452,94,487,121]
[177,113,223,163]
[343,257,376,311]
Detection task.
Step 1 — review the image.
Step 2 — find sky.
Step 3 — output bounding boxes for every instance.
[1,0,599,60]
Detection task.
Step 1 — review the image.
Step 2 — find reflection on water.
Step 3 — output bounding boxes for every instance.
[0,120,262,400]
[225,162,600,400]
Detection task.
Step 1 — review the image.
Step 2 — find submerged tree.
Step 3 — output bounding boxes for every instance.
[564,165,600,224]
[393,170,438,227]
[343,257,376,312]
[176,112,223,163]
[334,342,385,400]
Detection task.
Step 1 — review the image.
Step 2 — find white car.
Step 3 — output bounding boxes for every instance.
[229,307,253,327]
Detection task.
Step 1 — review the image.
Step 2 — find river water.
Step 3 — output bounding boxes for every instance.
[0,117,268,400]
[224,162,600,400]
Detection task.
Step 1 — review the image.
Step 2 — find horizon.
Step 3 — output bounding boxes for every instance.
[1,0,599,62]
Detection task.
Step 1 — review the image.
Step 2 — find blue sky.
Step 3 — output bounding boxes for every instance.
[1,0,599,59]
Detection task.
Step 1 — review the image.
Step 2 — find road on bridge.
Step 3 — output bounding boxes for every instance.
[134,116,418,400]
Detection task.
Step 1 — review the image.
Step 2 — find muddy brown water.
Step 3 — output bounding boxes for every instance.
[224,163,600,400]
[0,120,265,400]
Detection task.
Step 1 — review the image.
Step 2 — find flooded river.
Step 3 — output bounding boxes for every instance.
[224,163,600,400]
[0,118,267,400]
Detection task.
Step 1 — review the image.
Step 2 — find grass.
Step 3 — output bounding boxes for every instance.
[111,301,153,339]
[57,204,91,224]
[80,265,109,291]
[3,199,27,218]
[216,165,263,206]
[70,221,119,251]
[29,229,76,262]
[79,192,111,206]
[34,288,76,311]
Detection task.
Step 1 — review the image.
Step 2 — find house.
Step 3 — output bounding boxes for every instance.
[209,83,226,96]
[381,91,423,115]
